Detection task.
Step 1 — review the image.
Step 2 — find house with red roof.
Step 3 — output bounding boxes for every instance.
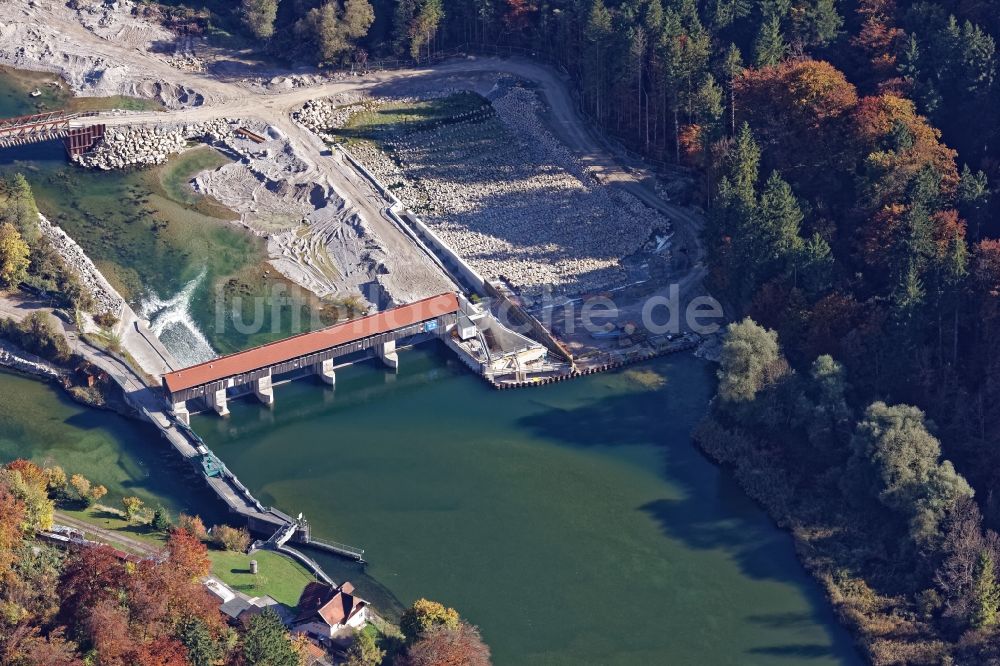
[291,581,370,642]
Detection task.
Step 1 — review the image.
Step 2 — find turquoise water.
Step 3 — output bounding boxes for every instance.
[0,70,327,361]
[0,371,222,521]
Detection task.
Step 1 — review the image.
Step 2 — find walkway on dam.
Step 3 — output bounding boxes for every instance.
[0,295,295,537]
[162,292,460,417]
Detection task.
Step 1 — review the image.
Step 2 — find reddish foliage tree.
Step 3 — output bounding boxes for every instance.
[852,94,959,207]
[801,292,866,361]
[0,482,25,577]
[58,545,126,626]
[851,0,905,85]
[84,599,133,666]
[6,628,83,666]
[130,636,189,666]
[735,60,858,196]
[5,459,46,489]
[503,0,537,32]
[125,561,173,642]
[400,623,492,666]
[166,527,211,580]
[678,124,705,169]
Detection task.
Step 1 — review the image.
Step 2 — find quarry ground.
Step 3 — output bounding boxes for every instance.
[0,0,708,340]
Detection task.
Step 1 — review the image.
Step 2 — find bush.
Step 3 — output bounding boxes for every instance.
[0,312,72,363]
[93,311,119,330]
[213,524,251,552]
[178,513,209,541]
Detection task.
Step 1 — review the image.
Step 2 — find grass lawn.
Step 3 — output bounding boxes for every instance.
[208,550,316,607]
[59,505,170,550]
[335,92,492,148]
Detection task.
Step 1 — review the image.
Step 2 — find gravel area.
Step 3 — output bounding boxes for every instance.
[343,85,670,297]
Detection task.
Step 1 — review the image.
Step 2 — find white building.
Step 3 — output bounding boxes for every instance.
[291,581,369,642]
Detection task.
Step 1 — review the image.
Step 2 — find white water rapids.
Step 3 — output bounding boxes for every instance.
[139,269,216,367]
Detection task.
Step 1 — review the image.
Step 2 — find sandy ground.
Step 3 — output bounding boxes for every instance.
[0,0,707,321]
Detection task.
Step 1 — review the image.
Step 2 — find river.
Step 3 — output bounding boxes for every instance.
[0,69,326,363]
[0,69,860,664]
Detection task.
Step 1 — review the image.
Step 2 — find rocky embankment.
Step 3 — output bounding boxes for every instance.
[338,87,670,297]
[0,339,62,380]
[38,214,124,315]
[74,119,235,170]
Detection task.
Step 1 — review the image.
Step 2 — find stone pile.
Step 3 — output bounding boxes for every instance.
[74,119,236,170]
[344,87,670,297]
[37,214,125,314]
[293,95,363,133]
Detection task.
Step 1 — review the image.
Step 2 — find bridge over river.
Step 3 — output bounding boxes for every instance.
[0,110,106,155]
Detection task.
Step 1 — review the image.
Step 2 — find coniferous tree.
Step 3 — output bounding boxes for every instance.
[971,550,1000,629]
[754,15,786,67]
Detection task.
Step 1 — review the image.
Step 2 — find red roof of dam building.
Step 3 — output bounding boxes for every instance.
[162,293,458,394]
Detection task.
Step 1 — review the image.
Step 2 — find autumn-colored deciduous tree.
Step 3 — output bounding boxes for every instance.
[6,459,45,488]
[178,513,208,541]
[0,222,30,290]
[121,496,144,523]
[5,628,82,666]
[58,545,125,625]
[1,460,53,533]
[213,524,251,552]
[852,94,959,208]
[735,60,858,193]
[400,598,461,643]
[852,0,904,84]
[166,527,211,580]
[399,622,492,666]
[0,482,25,577]
[69,473,90,501]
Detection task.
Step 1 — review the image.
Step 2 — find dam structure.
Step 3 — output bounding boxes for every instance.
[162,293,461,422]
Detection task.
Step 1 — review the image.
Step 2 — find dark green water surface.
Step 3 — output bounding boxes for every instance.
[192,348,859,666]
[0,371,222,522]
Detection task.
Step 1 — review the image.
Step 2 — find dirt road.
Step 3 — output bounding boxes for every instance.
[53,510,161,556]
[12,0,705,310]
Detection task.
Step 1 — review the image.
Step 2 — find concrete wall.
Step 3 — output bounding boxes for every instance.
[336,145,486,295]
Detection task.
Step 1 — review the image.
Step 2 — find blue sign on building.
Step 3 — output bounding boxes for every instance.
[424,320,439,332]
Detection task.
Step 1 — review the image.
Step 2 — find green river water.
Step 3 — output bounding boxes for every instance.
[0,71,326,364]
[0,70,860,665]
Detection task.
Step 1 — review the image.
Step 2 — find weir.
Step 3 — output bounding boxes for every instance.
[162,293,460,421]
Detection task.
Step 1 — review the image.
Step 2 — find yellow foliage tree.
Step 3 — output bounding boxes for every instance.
[0,222,29,290]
